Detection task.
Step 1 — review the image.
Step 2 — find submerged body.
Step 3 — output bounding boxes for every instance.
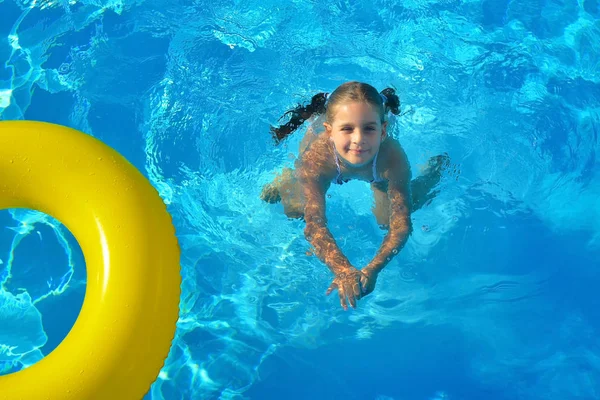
[262,82,447,310]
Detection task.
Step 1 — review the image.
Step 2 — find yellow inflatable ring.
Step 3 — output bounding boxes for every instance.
[0,120,181,399]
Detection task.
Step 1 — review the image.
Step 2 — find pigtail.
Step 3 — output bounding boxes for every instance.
[270,92,328,144]
[380,87,401,115]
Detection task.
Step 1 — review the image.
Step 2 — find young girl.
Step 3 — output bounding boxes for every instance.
[261,81,447,311]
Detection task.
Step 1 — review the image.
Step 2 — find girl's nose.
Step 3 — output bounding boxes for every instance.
[351,130,365,143]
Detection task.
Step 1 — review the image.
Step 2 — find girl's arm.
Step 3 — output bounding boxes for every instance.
[302,173,365,309]
[301,174,356,275]
[297,138,364,309]
[364,143,413,275]
[295,141,357,276]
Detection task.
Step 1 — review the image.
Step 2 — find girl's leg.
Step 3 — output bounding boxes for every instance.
[260,168,306,219]
[410,153,449,211]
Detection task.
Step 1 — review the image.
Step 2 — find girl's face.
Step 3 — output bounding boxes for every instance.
[324,101,387,167]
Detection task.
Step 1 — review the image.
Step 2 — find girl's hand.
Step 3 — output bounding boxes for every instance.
[326,267,363,310]
[359,267,379,297]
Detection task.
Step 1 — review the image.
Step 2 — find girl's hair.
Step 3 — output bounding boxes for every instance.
[270,81,401,144]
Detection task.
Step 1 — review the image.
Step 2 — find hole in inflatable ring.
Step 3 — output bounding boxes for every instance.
[0,208,86,375]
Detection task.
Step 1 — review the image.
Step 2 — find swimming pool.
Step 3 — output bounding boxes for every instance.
[1,0,599,399]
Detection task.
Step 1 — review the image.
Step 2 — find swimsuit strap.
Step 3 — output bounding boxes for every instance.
[332,143,344,184]
[371,149,386,183]
[372,150,379,182]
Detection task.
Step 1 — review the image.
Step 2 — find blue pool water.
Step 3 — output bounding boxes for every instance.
[1,0,599,399]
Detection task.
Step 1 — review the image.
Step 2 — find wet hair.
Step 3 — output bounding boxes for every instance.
[270,81,401,144]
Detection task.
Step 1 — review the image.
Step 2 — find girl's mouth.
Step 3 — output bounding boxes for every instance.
[349,149,367,154]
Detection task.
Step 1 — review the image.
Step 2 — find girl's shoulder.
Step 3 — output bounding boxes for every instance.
[379,137,411,180]
[296,134,337,182]
[380,136,407,160]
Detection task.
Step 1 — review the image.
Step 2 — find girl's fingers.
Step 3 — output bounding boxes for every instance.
[339,290,348,310]
[353,281,362,299]
[326,282,337,296]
